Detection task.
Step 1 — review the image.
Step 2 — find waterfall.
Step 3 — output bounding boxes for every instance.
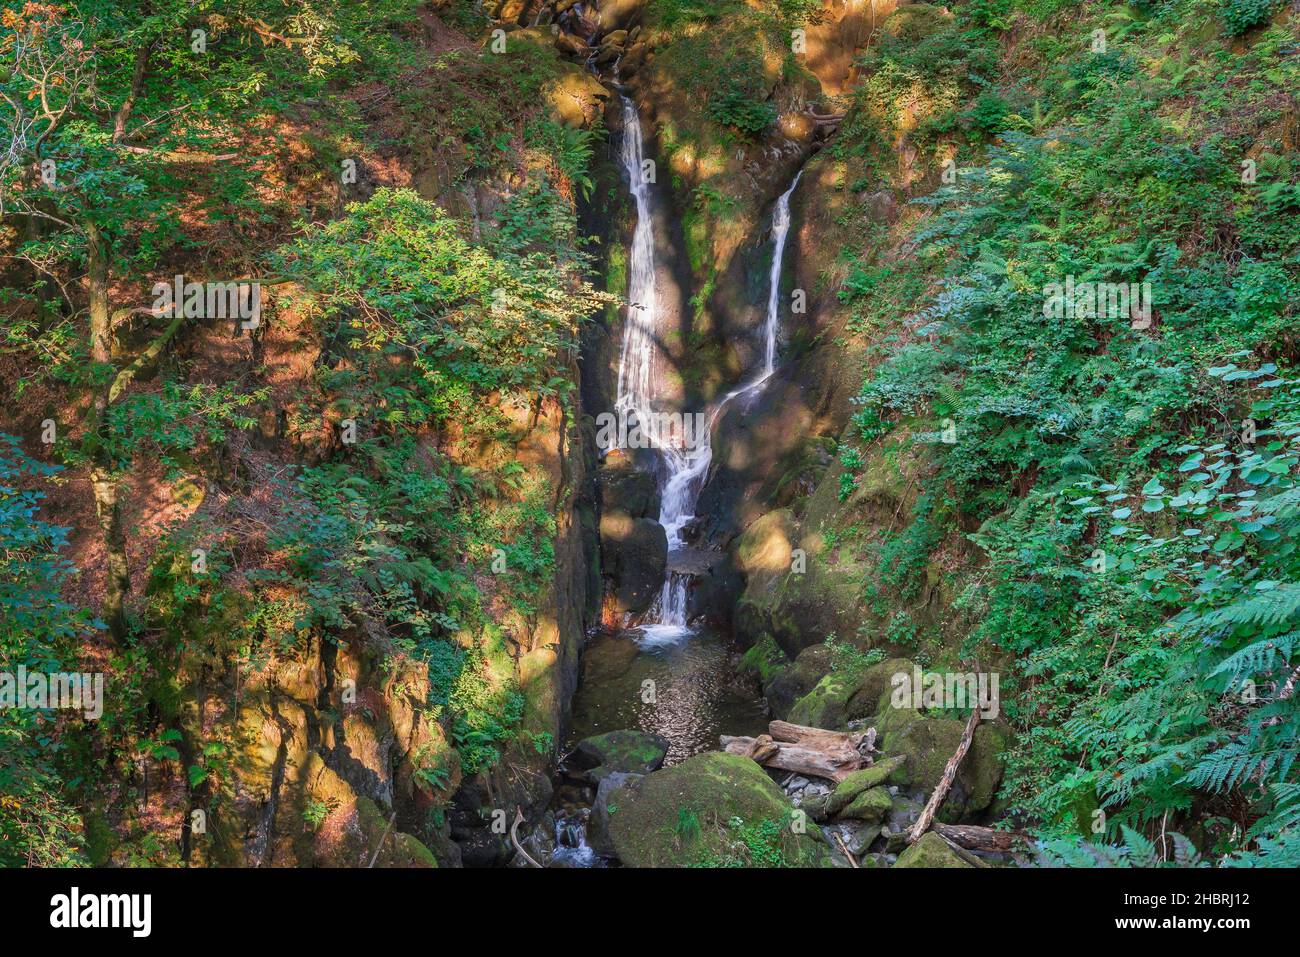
[613,94,802,638]
[613,96,658,445]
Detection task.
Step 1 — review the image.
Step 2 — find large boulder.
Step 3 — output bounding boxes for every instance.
[786,657,914,730]
[876,707,1008,818]
[763,643,833,718]
[572,729,669,782]
[600,512,667,614]
[606,752,831,867]
[598,457,666,615]
[731,511,871,657]
[587,771,643,858]
[595,0,646,32]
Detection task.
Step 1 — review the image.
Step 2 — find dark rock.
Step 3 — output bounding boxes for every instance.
[600,513,667,614]
[572,729,669,781]
[586,771,643,858]
[599,458,660,518]
[763,643,834,719]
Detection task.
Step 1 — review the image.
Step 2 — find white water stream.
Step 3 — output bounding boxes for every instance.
[614,94,802,640]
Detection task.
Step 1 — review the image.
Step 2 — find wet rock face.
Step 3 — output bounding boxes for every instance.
[599,456,661,519]
[597,456,668,615]
[600,511,668,614]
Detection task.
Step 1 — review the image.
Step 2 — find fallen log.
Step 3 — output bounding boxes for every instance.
[768,720,873,755]
[721,720,874,783]
[907,707,981,845]
[932,823,1030,854]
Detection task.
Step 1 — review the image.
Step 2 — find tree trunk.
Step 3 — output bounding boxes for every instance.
[932,823,1029,854]
[908,707,981,844]
[720,721,874,783]
[85,222,130,642]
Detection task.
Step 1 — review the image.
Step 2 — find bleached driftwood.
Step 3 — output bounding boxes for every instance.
[720,721,876,783]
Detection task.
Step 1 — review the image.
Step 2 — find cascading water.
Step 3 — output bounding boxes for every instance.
[613,96,659,445]
[613,94,802,640]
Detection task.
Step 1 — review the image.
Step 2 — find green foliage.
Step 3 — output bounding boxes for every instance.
[837,0,1300,864]
[302,798,335,830]
[674,807,701,842]
[1037,826,1205,867]
[275,188,604,418]
[707,84,778,136]
[1221,0,1282,36]
[824,633,885,673]
[692,814,803,867]
[0,435,91,866]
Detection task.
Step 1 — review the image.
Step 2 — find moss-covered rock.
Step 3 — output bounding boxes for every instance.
[839,786,893,823]
[787,671,853,728]
[607,752,830,867]
[763,642,833,718]
[573,729,670,782]
[876,707,1008,818]
[823,755,907,814]
[893,831,981,869]
[587,771,643,859]
[786,657,915,730]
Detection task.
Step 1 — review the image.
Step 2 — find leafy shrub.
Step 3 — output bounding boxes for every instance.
[1221,0,1281,35]
[707,85,777,135]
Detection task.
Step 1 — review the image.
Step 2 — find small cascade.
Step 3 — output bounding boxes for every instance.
[549,809,600,868]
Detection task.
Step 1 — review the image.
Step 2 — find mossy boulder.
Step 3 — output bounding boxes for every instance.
[731,508,869,658]
[763,642,833,718]
[786,657,915,730]
[587,771,643,859]
[825,755,907,815]
[893,831,982,869]
[839,786,893,823]
[876,707,1008,818]
[607,752,831,867]
[787,671,853,728]
[846,657,916,718]
[573,729,670,782]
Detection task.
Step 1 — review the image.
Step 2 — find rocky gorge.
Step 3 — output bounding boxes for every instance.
[5,0,1296,873]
